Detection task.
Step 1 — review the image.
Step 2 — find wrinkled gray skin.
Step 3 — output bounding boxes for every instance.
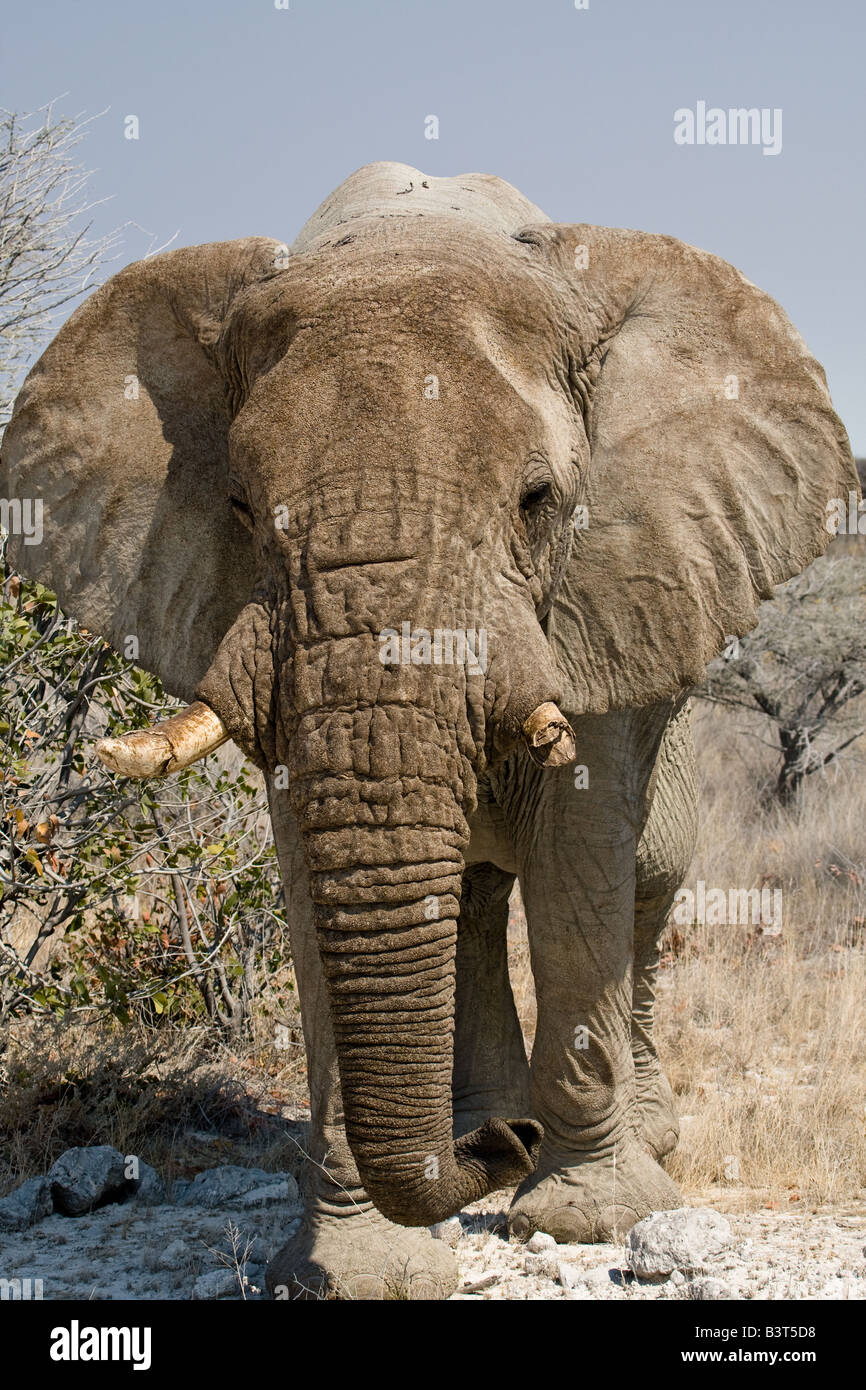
[1,162,856,1299]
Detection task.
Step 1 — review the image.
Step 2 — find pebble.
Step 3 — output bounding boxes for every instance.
[526,1231,556,1253]
[431,1216,464,1247]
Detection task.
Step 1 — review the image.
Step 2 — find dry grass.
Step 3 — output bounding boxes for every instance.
[657,702,866,1212]
[0,1007,309,1197]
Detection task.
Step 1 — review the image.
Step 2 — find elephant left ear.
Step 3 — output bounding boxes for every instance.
[534,223,858,714]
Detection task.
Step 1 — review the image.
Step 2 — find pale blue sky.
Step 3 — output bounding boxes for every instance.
[3,0,863,448]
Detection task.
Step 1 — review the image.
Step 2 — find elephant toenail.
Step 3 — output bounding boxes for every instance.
[508,1213,532,1241]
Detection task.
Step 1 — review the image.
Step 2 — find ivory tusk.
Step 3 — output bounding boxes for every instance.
[95,701,229,778]
[522,702,576,768]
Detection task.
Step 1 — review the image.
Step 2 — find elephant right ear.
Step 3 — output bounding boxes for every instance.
[0,237,286,701]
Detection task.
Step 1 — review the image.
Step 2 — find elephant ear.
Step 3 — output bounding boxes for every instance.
[537,224,858,714]
[0,237,285,701]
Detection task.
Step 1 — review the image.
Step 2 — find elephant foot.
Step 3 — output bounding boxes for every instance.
[266,1203,458,1301]
[635,1060,680,1161]
[507,1134,681,1245]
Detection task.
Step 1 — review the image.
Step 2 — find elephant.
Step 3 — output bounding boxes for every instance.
[1,161,855,1300]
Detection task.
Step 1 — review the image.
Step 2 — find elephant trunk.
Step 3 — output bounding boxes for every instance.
[293,705,542,1226]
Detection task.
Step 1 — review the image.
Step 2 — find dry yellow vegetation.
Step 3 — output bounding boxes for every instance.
[658,702,866,1212]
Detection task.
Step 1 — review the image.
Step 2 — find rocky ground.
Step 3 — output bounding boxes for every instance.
[449,1199,866,1300]
[1,1146,864,1300]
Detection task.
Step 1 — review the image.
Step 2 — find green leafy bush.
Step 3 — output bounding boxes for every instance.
[0,545,289,1031]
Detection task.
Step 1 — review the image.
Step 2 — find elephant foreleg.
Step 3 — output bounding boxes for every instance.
[633,699,698,1160]
[632,893,681,1160]
[499,708,682,1244]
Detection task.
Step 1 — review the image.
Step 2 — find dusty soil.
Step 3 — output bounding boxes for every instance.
[3,1170,864,1301]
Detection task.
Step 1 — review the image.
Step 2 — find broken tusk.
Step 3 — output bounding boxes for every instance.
[522,702,576,769]
[95,701,229,778]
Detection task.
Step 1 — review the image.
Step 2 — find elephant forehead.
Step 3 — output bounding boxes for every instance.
[238,222,566,343]
[291,161,551,251]
[224,234,572,431]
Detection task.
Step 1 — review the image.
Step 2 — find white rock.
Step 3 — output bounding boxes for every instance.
[158,1239,190,1270]
[626,1208,733,1281]
[192,1268,239,1300]
[179,1166,296,1209]
[686,1276,736,1300]
[237,1179,298,1209]
[431,1216,463,1247]
[558,1262,582,1289]
[526,1231,556,1253]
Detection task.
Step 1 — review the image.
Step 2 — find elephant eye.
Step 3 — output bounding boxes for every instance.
[520,480,552,513]
[228,492,254,531]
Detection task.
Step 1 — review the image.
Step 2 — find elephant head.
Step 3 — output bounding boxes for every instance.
[1,161,855,1226]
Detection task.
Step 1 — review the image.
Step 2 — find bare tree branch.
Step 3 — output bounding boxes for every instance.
[0,101,122,427]
[701,543,866,802]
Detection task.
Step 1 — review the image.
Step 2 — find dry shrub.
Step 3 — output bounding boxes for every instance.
[0,1010,308,1196]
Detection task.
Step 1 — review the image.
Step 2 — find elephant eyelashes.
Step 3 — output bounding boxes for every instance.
[228,493,254,531]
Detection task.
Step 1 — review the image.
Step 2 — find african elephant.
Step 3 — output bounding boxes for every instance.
[1,162,855,1299]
